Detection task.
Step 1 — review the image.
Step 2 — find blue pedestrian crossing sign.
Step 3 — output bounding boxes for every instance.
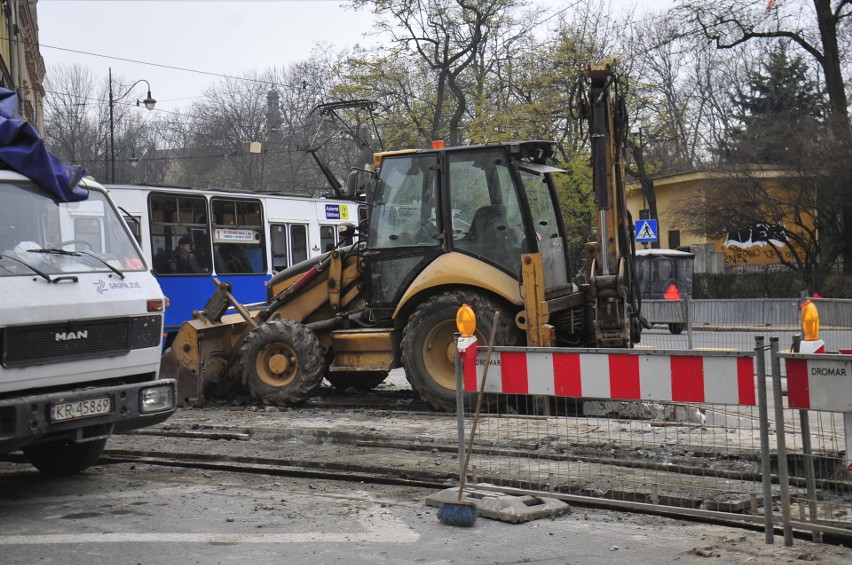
[635,219,658,242]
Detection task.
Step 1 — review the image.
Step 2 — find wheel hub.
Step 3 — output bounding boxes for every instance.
[422,320,458,391]
[268,353,290,375]
[256,344,298,387]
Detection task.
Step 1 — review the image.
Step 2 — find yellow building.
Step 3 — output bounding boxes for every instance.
[0,1,44,130]
[626,168,808,274]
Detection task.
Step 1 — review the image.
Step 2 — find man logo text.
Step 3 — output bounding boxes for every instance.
[56,331,88,341]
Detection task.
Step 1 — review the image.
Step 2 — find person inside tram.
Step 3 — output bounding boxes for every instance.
[219,243,253,273]
[213,243,227,273]
[153,247,174,273]
[174,236,203,273]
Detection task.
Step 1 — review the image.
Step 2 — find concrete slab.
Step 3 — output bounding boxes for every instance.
[425,487,570,524]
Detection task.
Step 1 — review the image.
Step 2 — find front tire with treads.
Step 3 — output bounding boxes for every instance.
[401,290,519,412]
[240,319,324,406]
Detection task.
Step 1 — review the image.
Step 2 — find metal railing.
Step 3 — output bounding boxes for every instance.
[640,297,852,353]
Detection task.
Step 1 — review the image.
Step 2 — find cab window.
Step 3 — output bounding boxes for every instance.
[449,149,525,273]
[368,155,440,248]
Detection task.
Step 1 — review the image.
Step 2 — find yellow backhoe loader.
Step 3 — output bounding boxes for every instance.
[161,61,645,412]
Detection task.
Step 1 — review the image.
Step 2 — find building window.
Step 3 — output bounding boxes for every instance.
[668,230,680,249]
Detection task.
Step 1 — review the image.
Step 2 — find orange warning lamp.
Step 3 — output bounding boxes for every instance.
[431,140,445,149]
[801,299,820,341]
[456,304,476,338]
[664,284,681,300]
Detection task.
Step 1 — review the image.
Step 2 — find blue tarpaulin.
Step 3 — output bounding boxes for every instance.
[0,88,87,202]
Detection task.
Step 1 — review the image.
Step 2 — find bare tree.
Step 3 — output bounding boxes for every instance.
[44,66,163,184]
[43,65,106,178]
[676,0,852,273]
[677,0,850,125]
[178,72,272,190]
[670,155,842,290]
[352,0,518,145]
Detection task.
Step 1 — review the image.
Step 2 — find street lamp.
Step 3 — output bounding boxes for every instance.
[109,67,156,183]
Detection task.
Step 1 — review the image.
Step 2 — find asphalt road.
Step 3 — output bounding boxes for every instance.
[1,459,850,565]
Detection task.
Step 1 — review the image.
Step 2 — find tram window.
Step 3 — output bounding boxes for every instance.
[290,224,308,264]
[271,223,288,272]
[211,198,266,274]
[149,193,210,275]
[179,197,206,225]
[320,225,336,252]
[237,200,261,225]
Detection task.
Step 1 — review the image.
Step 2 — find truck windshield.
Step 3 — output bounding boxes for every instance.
[0,181,146,277]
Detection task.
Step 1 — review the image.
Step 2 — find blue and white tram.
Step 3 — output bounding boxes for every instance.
[107,184,364,343]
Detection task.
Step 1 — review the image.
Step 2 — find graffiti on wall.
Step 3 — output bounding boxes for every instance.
[722,223,797,268]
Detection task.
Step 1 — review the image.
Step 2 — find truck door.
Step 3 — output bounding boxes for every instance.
[365,153,443,319]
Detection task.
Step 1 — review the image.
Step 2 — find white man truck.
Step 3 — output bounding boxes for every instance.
[0,169,176,474]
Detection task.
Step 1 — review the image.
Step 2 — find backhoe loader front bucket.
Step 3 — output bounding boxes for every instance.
[160,279,260,406]
[162,314,255,406]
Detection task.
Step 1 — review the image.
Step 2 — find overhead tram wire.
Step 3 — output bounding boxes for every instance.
[30,2,675,90]
[24,5,678,112]
[16,39,310,93]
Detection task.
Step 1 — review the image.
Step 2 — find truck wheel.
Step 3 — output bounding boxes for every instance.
[22,437,108,475]
[325,371,389,391]
[240,319,324,406]
[402,291,519,412]
[668,323,685,335]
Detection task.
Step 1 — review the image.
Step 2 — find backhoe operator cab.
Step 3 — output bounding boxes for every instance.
[365,142,568,322]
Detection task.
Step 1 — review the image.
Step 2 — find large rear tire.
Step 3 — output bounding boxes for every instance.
[240,319,324,406]
[401,291,519,412]
[22,437,108,475]
[325,371,389,391]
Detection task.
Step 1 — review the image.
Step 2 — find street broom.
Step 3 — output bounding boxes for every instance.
[437,310,499,527]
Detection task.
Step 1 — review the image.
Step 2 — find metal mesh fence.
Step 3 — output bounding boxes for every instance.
[455,316,852,543]
[781,409,852,538]
[468,395,766,515]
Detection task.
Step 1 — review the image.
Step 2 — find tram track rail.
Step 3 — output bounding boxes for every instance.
[91,436,846,544]
[5,390,849,543]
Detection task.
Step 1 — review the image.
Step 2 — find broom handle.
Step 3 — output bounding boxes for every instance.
[457,310,500,500]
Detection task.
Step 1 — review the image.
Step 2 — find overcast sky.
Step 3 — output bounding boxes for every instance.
[37,0,676,113]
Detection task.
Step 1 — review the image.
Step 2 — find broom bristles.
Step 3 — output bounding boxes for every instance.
[437,500,477,527]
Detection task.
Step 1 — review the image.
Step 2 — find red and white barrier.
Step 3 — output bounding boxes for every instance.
[464,347,756,406]
[783,354,852,412]
[783,353,852,471]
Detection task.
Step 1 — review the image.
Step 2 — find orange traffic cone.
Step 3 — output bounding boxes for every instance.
[664,284,681,301]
